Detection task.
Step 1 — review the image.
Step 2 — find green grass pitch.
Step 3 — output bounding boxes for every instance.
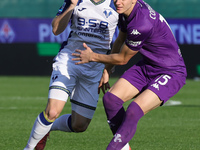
[0,76,199,150]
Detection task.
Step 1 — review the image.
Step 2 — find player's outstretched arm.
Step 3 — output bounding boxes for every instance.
[52,0,78,35]
[72,42,138,65]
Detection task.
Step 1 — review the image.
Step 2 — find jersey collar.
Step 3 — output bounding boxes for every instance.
[90,0,105,5]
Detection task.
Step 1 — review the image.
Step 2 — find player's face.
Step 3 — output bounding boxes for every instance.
[113,0,137,16]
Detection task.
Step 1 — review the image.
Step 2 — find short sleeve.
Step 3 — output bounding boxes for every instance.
[125,18,153,50]
[56,0,72,16]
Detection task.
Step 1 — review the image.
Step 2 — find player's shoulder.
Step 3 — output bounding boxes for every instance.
[127,14,152,39]
[131,1,158,33]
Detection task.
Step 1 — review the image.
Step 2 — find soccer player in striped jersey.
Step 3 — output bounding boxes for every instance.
[72,0,187,149]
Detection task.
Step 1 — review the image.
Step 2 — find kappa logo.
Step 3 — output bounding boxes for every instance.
[114,133,122,143]
[0,21,15,43]
[103,10,112,18]
[151,83,159,90]
[131,29,141,35]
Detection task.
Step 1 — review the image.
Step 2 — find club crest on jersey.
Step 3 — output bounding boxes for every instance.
[103,10,112,18]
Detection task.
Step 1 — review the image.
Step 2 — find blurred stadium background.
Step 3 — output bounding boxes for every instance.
[0,0,200,78]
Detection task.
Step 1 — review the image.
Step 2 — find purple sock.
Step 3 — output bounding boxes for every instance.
[103,92,125,134]
[107,101,144,150]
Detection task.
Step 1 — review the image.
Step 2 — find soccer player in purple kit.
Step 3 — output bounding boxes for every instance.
[72,0,187,149]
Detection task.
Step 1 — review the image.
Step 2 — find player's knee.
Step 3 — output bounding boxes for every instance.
[46,109,60,120]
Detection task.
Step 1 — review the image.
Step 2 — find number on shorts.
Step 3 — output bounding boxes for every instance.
[155,75,171,85]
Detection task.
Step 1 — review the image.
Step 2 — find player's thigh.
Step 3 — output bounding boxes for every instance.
[109,78,140,102]
[70,82,98,120]
[134,89,162,114]
[134,73,186,114]
[49,59,77,98]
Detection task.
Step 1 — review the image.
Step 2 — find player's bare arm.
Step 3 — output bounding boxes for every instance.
[72,29,137,65]
[52,0,78,35]
[72,43,138,65]
[98,29,127,94]
[104,29,127,73]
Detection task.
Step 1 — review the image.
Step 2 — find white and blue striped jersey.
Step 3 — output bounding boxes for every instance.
[57,0,118,54]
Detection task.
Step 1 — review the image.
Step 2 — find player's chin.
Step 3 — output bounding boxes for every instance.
[116,9,123,14]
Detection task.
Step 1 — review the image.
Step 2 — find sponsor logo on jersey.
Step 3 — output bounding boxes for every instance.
[103,10,112,18]
[126,40,141,47]
[76,31,105,39]
[131,29,141,35]
[0,21,15,43]
[78,8,86,11]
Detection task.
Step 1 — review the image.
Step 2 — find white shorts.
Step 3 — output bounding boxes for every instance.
[48,52,104,119]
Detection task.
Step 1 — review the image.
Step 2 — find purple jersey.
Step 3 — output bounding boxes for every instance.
[119,0,186,76]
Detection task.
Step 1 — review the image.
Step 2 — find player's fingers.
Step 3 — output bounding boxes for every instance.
[75,49,82,53]
[101,84,106,94]
[72,58,81,61]
[98,87,101,94]
[75,61,85,65]
[106,82,110,89]
[71,53,80,57]
[83,43,88,49]
[98,85,101,94]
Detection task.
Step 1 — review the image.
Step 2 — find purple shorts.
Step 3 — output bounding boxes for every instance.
[121,61,186,105]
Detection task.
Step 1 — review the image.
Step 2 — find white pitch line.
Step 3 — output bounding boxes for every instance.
[164,100,182,106]
[0,96,46,100]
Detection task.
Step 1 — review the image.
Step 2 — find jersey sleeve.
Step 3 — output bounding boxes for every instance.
[125,18,153,51]
[56,0,72,16]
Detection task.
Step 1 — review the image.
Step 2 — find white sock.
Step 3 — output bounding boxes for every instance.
[121,143,131,150]
[24,113,53,150]
[51,114,73,132]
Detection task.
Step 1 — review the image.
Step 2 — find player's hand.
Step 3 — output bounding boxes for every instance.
[98,69,110,94]
[72,43,93,65]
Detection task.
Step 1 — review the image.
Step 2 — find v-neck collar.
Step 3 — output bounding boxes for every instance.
[90,0,105,5]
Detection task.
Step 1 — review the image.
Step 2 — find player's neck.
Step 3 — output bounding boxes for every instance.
[93,0,102,3]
